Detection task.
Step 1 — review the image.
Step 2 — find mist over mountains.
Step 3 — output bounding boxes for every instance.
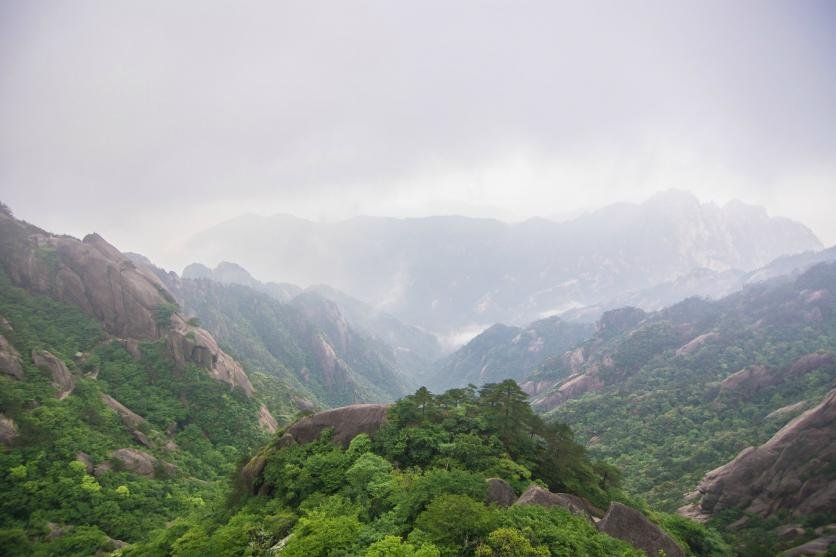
[185,191,821,343]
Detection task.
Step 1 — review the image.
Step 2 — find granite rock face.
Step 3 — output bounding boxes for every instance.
[0,414,18,446]
[598,502,686,557]
[514,485,602,519]
[679,389,836,522]
[485,478,517,508]
[32,349,75,399]
[0,334,23,379]
[282,404,390,447]
[0,211,254,396]
[110,448,175,478]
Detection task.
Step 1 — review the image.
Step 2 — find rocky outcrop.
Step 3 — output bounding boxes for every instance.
[675,331,719,357]
[110,448,175,478]
[485,478,516,507]
[719,364,776,394]
[258,404,278,433]
[514,485,602,519]
[597,502,686,557]
[0,414,18,446]
[32,349,74,399]
[782,536,836,556]
[75,452,94,474]
[679,389,836,522]
[101,394,145,429]
[166,321,254,396]
[0,212,256,397]
[281,404,390,447]
[0,334,23,379]
[719,352,833,398]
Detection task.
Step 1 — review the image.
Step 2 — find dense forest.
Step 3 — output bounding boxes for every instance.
[0,272,273,555]
[120,382,728,556]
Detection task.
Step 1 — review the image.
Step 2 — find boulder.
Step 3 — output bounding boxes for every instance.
[166,321,255,396]
[597,502,686,557]
[0,334,23,379]
[679,389,836,521]
[111,448,174,477]
[32,349,74,399]
[0,414,18,446]
[93,462,112,477]
[514,485,602,519]
[719,364,777,394]
[282,404,390,447]
[485,478,517,507]
[75,452,94,474]
[101,394,145,429]
[258,404,278,433]
[0,212,256,397]
[783,536,836,556]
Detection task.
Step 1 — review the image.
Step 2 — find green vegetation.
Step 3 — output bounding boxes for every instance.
[176,279,410,411]
[130,382,726,556]
[427,317,594,391]
[538,264,836,554]
[0,272,270,556]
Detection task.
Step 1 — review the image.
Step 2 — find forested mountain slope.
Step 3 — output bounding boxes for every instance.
[530,262,836,520]
[0,207,286,555]
[185,191,821,337]
[183,261,444,376]
[680,388,835,556]
[426,316,593,391]
[123,383,729,557]
[147,262,415,409]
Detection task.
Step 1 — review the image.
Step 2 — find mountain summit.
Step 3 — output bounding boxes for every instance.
[185,191,820,339]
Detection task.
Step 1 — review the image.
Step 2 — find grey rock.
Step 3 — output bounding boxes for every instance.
[0,414,18,446]
[282,404,390,447]
[485,478,516,507]
[679,389,836,521]
[597,502,686,557]
[32,349,74,399]
[514,485,602,519]
[783,535,836,556]
[0,334,23,379]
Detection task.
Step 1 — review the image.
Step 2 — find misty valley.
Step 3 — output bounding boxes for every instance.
[0,195,833,556]
[3,3,835,555]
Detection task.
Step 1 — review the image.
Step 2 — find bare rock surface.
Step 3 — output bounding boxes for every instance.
[0,211,255,396]
[597,502,686,557]
[102,394,145,428]
[0,334,23,379]
[782,536,836,556]
[258,404,278,433]
[679,389,836,522]
[110,448,175,477]
[75,452,94,474]
[283,404,390,447]
[0,414,18,446]
[32,349,74,399]
[485,478,517,507]
[514,485,602,519]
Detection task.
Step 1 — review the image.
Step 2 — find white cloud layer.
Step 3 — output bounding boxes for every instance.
[1,0,835,269]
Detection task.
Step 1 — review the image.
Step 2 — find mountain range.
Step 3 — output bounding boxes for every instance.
[184,190,821,341]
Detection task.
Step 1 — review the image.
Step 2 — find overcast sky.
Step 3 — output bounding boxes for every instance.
[1,0,835,269]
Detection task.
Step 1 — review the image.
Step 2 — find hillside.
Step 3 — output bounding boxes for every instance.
[184,191,821,338]
[426,316,594,391]
[528,262,836,523]
[562,245,836,323]
[182,261,443,377]
[122,383,729,557]
[680,388,835,555]
[0,209,285,554]
[161,265,415,409]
